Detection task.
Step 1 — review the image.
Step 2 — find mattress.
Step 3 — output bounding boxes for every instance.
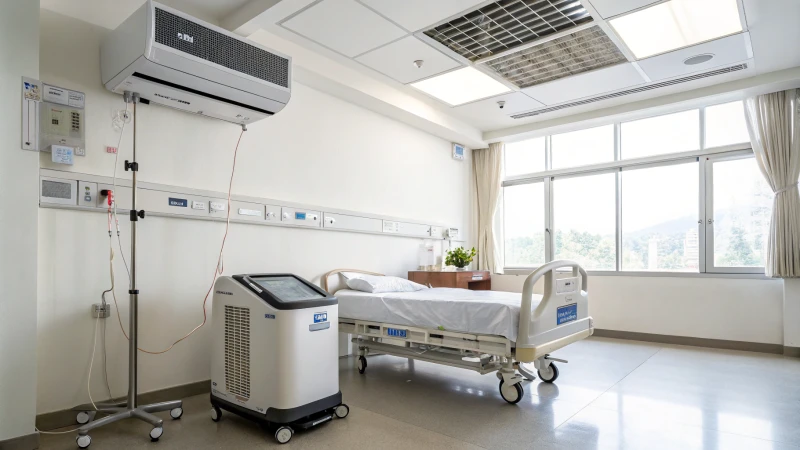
[336,288,542,342]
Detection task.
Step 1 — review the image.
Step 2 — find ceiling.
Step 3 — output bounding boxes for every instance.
[41,0,800,145]
[39,0,251,28]
[252,0,800,132]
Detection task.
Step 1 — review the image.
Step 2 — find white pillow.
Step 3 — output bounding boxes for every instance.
[339,272,365,280]
[346,275,428,293]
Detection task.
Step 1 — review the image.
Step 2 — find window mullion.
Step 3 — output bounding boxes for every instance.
[699,156,709,273]
[616,168,622,272]
[545,177,552,263]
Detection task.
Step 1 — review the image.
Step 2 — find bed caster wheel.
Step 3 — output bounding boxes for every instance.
[357,356,367,374]
[76,411,90,425]
[499,380,523,404]
[275,426,293,444]
[211,406,222,422]
[150,426,163,442]
[76,435,91,449]
[170,407,183,420]
[334,404,349,419]
[538,363,559,383]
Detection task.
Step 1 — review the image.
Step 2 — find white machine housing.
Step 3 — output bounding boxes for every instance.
[100,1,291,125]
[210,275,340,423]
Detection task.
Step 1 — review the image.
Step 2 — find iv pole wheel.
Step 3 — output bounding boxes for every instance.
[76,435,92,449]
[149,426,163,442]
[170,407,183,419]
[76,411,90,425]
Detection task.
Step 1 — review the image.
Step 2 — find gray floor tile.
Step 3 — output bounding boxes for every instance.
[38,338,800,450]
[40,394,484,450]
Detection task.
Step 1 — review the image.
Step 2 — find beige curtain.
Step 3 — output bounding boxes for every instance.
[473,143,504,273]
[744,89,800,277]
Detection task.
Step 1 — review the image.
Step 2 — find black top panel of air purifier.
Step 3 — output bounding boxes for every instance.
[233,274,337,310]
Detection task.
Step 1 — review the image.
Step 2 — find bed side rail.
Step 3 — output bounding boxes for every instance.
[517,260,591,351]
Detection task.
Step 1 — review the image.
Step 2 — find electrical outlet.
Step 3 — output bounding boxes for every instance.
[92,303,111,319]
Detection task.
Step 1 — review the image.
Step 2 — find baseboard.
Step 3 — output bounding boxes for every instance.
[593,329,784,355]
[784,346,800,358]
[0,432,39,450]
[35,380,210,432]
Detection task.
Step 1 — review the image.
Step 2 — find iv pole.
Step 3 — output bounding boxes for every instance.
[74,91,183,449]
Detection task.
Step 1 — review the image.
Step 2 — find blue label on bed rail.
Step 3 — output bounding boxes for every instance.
[314,312,327,323]
[387,328,407,338]
[557,304,578,325]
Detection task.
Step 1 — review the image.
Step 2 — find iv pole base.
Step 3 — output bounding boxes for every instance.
[74,400,183,448]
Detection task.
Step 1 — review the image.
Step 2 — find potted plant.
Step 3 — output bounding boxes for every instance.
[445,247,477,271]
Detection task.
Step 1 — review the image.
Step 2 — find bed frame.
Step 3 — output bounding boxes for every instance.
[322,261,594,403]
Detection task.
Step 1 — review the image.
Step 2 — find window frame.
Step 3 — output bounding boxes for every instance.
[703,151,768,274]
[501,101,764,276]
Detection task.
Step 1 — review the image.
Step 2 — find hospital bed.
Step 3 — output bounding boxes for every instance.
[322,260,593,404]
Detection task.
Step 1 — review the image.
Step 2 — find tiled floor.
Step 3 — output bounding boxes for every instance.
[40,337,800,449]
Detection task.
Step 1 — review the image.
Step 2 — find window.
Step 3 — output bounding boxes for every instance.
[504,183,545,266]
[621,162,699,272]
[705,101,750,148]
[505,137,545,177]
[708,157,771,270]
[553,173,616,270]
[500,102,764,275]
[621,110,699,159]
[551,125,614,170]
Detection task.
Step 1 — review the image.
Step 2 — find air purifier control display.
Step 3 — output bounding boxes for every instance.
[253,276,325,302]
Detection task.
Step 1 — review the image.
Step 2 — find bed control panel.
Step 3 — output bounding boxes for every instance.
[556,277,578,294]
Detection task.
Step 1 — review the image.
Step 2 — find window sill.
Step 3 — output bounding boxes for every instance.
[501,267,773,280]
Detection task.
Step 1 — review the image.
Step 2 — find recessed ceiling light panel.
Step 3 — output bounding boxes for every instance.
[609,0,743,59]
[411,67,511,106]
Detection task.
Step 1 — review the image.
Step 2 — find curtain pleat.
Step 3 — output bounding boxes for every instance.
[473,143,504,274]
[744,89,800,277]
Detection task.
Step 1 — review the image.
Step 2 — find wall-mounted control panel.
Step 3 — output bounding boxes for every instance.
[39,171,463,242]
[281,208,321,228]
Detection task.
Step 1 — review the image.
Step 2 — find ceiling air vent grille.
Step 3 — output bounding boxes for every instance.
[485,26,627,88]
[423,0,592,62]
[511,64,749,119]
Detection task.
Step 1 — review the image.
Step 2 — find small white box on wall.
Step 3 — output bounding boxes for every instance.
[452,143,465,161]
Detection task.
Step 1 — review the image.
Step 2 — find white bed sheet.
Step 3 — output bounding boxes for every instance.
[337,288,542,342]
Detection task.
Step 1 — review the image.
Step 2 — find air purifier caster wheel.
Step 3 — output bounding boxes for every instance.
[275,426,293,444]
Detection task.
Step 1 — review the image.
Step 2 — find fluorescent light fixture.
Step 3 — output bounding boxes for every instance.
[609,0,742,59]
[411,68,511,106]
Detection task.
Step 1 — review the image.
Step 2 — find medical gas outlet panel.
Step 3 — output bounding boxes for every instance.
[39,171,457,241]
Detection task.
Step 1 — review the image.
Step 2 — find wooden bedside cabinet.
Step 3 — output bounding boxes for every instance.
[408,270,491,290]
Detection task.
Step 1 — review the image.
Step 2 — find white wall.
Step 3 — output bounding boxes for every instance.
[0,0,40,443]
[784,279,800,348]
[36,10,471,414]
[493,274,784,345]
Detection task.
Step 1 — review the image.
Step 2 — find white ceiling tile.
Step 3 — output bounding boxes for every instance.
[356,36,461,83]
[359,0,485,31]
[522,63,645,105]
[587,0,660,18]
[454,92,544,116]
[637,33,752,81]
[282,0,407,57]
